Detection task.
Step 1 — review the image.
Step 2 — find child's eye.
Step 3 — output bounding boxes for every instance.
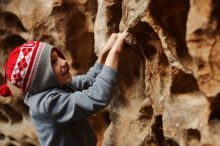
[51,58,57,65]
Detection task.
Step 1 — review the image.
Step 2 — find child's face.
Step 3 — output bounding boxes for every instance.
[51,49,72,86]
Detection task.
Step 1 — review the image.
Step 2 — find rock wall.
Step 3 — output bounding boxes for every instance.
[0,0,220,146]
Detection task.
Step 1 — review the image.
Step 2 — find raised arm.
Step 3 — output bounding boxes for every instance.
[67,33,119,91]
[105,30,128,70]
[37,31,127,123]
[41,63,118,123]
[67,62,103,91]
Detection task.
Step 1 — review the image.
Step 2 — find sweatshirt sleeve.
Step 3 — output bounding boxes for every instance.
[43,66,118,123]
[67,62,103,91]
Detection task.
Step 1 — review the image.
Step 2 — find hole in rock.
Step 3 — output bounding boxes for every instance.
[139,105,153,120]
[165,138,179,146]
[0,133,6,140]
[8,136,16,141]
[209,94,220,122]
[3,105,23,124]
[131,22,159,40]
[7,143,17,146]
[2,35,26,53]
[142,44,157,61]
[149,0,192,68]
[118,49,144,88]
[89,111,111,146]
[130,22,159,60]
[66,10,86,37]
[0,29,6,36]
[52,2,97,73]
[185,128,201,146]
[22,142,36,146]
[149,0,189,44]
[159,52,169,67]
[103,111,111,125]
[171,70,198,94]
[68,32,97,74]
[196,58,206,70]
[51,1,74,15]
[151,115,165,145]
[0,111,9,123]
[0,0,12,5]
[106,0,122,32]
[193,29,204,36]
[72,63,81,70]
[212,0,220,31]
[0,12,26,32]
[66,9,97,73]
[149,0,189,34]
[27,144,36,146]
[16,99,29,116]
[186,129,201,141]
[209,94,220,136]
[146,138,157,146]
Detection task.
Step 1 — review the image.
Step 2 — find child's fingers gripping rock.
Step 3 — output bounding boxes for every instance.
[101,33,119,55]
[111,30,128,53]
[98,33,120,64]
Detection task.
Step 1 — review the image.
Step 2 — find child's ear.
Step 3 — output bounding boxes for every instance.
[6,79,24,99]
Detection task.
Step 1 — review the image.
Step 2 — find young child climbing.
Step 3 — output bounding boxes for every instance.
[0,30,128,146]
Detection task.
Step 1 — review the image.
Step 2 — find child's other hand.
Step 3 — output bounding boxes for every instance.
[109,30,128,54]
[98,33,118,64]
[102,33,118,55]
[104,30,128,70]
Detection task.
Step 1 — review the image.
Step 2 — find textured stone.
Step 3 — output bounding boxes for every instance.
[1,0,220,146]
[186,0,220,97]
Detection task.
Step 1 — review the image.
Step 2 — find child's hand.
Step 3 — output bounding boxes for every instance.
[109,30,128,54]
[98,33,118,64]
[102,33,118,55]
[104,30,128,70]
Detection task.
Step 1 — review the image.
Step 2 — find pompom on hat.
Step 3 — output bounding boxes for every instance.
[0,41,63,97]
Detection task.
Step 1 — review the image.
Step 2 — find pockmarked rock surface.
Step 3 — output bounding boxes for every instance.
[0,0,220,146]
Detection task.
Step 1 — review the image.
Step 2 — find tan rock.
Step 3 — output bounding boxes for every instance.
[1,0,220,146]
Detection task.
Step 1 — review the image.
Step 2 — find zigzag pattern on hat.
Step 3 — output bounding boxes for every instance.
[10,41,40,90]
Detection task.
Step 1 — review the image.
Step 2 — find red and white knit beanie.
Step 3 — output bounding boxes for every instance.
[0,41,63,97]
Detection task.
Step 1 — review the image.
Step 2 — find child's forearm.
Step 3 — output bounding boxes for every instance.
[97,53,107,65]
[105,51,120,70]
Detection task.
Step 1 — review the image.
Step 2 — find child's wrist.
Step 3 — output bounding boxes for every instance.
[97,54,105,65]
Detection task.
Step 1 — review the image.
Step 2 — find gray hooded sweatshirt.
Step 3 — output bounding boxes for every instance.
[24,42,118,146]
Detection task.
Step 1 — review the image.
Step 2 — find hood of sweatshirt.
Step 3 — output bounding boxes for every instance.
[27,42,63,95]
